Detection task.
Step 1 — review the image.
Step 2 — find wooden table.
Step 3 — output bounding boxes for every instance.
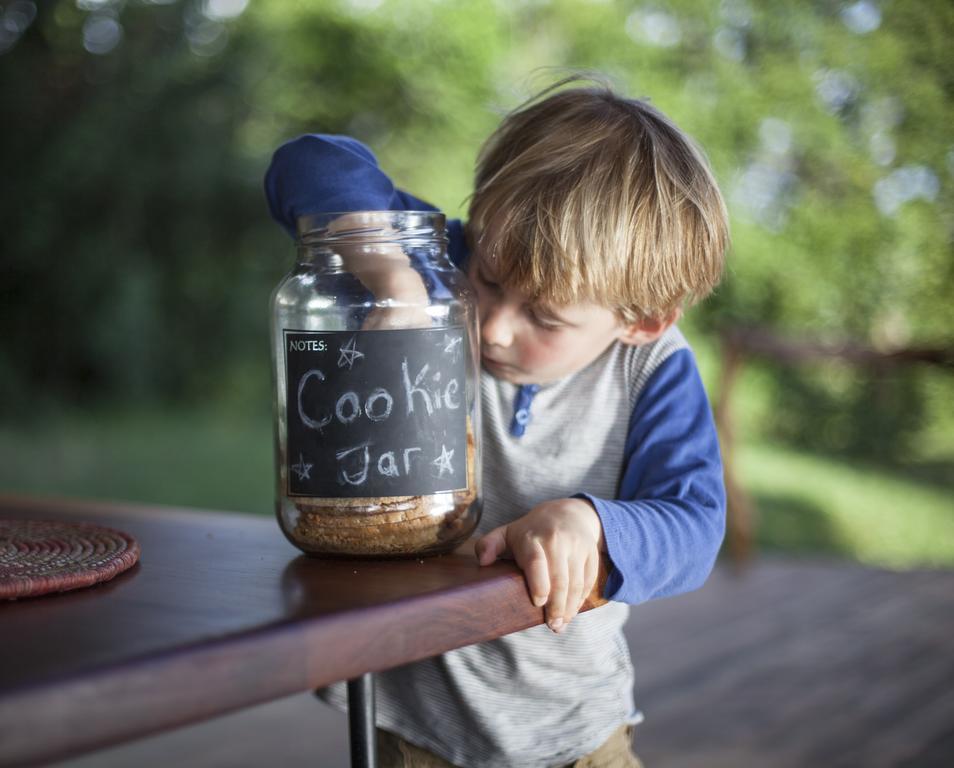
[0,496,604,767]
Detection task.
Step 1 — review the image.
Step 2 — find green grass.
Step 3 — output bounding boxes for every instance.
[740,442,954,568]
[1,408,951,569]
[0,408,275,517]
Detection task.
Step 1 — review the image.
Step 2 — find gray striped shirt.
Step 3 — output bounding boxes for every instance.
[322,327,688,767]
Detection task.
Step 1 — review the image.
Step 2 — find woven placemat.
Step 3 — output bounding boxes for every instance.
[0,519,141,600]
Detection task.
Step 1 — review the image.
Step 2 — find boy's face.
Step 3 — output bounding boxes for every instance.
[467,250,632,386]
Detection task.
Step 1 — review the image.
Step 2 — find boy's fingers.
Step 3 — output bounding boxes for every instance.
[362,305,431,330]
[545,548,570,632]
[563,560,586,627]
[579,550,600,612]
[514,538,550,608]
[475,525,509,566]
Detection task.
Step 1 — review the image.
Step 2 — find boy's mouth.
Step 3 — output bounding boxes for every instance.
[482,355,515,372]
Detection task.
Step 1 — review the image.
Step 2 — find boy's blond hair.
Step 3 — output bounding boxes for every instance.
[466,78,729,323]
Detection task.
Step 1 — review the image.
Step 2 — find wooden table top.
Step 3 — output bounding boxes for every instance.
[0,495,605,767]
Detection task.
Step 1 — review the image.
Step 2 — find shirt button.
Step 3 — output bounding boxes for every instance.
[514,408,531,425]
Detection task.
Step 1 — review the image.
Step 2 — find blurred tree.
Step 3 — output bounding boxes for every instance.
[0,0,951,462]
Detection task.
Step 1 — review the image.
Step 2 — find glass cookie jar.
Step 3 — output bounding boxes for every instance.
[270,211,481,557]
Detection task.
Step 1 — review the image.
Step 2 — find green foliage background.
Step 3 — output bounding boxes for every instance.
[1,0,952,467]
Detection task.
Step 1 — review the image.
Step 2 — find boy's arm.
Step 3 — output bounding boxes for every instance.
[264,134,469,266]
[577,348,726,605]
[475,348,724,631]
[264,134,471,328]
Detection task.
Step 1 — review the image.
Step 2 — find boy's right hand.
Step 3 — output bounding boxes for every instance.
[360,265,432,330]
[326,214,432,330]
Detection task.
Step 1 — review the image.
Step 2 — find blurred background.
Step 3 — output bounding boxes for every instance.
[1,0,952,568]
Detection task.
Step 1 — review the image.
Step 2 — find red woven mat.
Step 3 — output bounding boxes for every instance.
[0,519,141,600]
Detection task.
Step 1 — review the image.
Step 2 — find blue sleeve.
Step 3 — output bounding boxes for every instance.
[577,348,726,605]
[264,134,470,268]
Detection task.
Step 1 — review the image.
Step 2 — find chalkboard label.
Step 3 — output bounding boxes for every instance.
[284,328,469,498]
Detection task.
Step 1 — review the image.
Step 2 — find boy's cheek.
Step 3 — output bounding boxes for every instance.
[518,346,550,374]
[517,336,566,374]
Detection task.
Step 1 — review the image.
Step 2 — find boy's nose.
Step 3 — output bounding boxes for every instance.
[480,303,515,348]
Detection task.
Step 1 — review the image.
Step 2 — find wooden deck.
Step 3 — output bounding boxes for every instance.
[624,557,954,768]
[56,556,954,768]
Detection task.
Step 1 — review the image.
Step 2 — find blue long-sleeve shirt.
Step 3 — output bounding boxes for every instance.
[265,134,725,606]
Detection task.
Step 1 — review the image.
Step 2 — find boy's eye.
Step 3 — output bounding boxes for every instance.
[528,309,563,331]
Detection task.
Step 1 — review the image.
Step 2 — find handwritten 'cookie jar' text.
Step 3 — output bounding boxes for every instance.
[288,331,467,495]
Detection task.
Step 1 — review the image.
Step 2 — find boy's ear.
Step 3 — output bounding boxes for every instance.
[617,308,682,347]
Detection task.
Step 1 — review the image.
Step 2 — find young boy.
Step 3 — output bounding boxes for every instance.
[265,78,728,767]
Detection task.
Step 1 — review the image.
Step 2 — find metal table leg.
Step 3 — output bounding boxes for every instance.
[347,674,377,768]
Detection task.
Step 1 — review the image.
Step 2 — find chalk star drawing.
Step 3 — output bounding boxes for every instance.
[291,452,313,482]
[442,333,463,362]
[432,444,455,477]
[338,335,364,369]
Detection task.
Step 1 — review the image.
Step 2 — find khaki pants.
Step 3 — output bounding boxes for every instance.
[377,724,644,768]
